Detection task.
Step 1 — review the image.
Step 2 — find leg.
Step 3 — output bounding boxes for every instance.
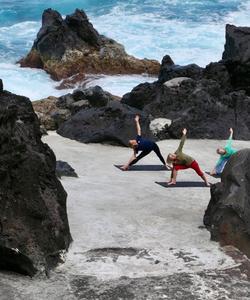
[190,161,210,187]
[129,150,151,166]
[215,158,229,175]
[153,144,166,165]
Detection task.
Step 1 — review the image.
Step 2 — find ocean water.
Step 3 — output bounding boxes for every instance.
[0,0,250,100]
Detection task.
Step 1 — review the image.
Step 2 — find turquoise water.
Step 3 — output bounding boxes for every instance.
[0,0,250,99]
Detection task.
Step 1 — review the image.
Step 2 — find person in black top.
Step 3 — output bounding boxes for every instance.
[121,115,167,170]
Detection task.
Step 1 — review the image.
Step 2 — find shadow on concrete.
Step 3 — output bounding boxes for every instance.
[115,165,169,171]
[155,181,207,188]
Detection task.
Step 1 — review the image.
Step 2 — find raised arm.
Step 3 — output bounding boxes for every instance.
[176,128,187,153]
[225,128,233,149]
[135,115,141,136]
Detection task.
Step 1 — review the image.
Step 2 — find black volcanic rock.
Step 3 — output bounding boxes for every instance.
[56,161,78,178]
[57,101,154,146]
[0,79,3,93]
[223,24,250,62]
[20,9,160,81]
[122,77,250,140]
[204,149,250,257]
[203,62,232,91]
[121,82,158,110]
[33,86,120,131]
[222,24,250,93]
[158,54,203,84]
[0,83,72,275]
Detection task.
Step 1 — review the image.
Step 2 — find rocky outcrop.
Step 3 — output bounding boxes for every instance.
[204,149,250,258]
[19,9,160,82]
[121,24,250,140]
[122,76,250,139]
[0,80,72,276]
[56,161,78,178]
[32,86,120,131]
[57,100,153,146]
[221,24,250,94]
[158,55,203,84]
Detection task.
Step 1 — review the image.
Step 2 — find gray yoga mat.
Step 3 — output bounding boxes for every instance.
[115,165,169,171]
[155,181,208,188]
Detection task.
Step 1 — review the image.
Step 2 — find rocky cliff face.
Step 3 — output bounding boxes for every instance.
[20,9,160,82]
[0,80,72,276]
[204,149,250,258]
[222,24,250,94]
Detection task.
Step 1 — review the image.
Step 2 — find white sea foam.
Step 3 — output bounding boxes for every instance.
[85,74,157,97]
[1,1,250,100]
[0,63,73,100]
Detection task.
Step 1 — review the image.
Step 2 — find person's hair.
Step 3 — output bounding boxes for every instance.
[217,148,226,155]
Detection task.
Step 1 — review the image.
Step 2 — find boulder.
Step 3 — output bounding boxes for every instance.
[203,62,232,92]
[57,100,154,146]
[56,161,78,178]
[121,82,158,110]
[150,118,171,136]
[163,77,192,88]
[204,149,250,258]
[0,82,72,276]
[33,86,120,131]
[19,9,160,82]
[158,55,203,84]
[32,96,59,130]
[222,24,250,93]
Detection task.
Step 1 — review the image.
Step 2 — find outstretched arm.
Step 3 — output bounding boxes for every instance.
[121,150,137,170]
[176,128,187,153]
[225,128,233,149]
[135,115,141,136]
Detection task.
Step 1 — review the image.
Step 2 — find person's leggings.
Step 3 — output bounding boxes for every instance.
[173,160,204,177]
[129,144,165,166]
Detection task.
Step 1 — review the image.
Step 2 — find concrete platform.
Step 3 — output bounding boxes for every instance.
[0,133,250,299]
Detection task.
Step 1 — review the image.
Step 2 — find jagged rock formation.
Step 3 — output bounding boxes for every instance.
[204,149,250,258]
[121,24,250,140]
[222,24,250,93]
[19,9,160,82]
[0,80,72,276]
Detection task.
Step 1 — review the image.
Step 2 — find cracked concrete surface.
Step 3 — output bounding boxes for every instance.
[0,132,250,299]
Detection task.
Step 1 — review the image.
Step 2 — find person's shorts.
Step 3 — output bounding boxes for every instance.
[215,157,229,175]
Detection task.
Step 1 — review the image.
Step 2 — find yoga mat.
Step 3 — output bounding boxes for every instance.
[115,165,169,171]
[155,181,208,188]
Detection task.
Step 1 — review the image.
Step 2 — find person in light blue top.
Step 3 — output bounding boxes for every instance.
[210,128,237,176]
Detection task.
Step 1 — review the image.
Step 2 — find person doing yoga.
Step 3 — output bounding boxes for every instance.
[210,128,237,176]
[121,115,167,171]
[166,128,210,186]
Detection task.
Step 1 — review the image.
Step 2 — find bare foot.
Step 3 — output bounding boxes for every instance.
[168,181,176,186]
[205,182,211,187]
[121,165,129,171]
